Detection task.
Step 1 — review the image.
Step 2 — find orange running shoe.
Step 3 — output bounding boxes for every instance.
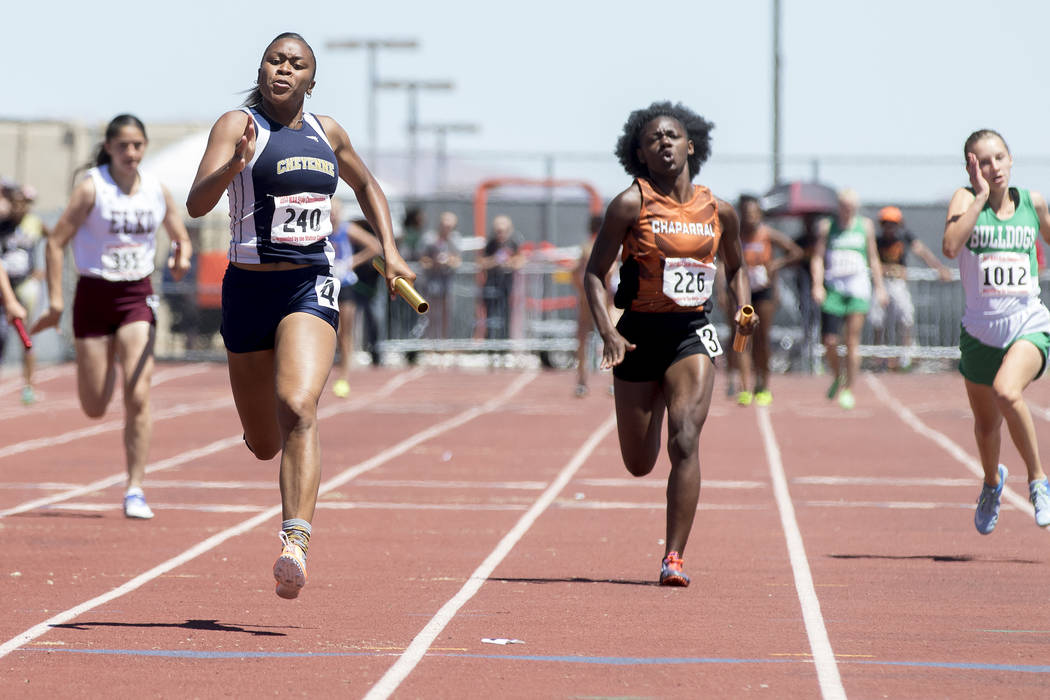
[659,551,690,587]
[273,531,308,599]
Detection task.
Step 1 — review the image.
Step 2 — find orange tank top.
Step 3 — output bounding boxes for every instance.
[622,178,722,313]
[742,225,772,267]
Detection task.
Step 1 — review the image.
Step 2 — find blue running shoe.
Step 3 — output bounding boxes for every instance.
[1029,478,1050,528]
[974,464,1007,535]
[659,551,690,587]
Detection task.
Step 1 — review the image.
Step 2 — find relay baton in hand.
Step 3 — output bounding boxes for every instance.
[371,256,429,314]
[13,318,32,350]
[732,305,755,352]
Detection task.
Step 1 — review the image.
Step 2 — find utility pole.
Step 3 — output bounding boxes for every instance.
[415,122,480,191]
[772,0,783,186]
[326,38,419,169]
[375,79,455,195]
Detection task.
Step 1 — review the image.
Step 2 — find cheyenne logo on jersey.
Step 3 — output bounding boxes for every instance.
[276,156,336,177]
[968,224,1037,252]
[651,219,716,236]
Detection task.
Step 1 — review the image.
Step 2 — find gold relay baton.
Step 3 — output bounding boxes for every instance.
[372,256,429,314]
[732,305,755,352]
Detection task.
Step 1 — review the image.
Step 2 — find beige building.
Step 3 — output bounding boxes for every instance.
[0,118,207,218]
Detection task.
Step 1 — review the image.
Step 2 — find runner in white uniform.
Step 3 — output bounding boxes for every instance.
[33,114,192,519]
[943,128,1050,534]
[187,33,414,600]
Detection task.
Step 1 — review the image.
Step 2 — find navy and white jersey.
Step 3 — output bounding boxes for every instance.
[226,108,339,266]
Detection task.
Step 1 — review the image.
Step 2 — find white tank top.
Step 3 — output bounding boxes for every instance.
[73,165,166,281]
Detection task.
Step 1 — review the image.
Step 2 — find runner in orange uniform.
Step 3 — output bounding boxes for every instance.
[585,102,753,587]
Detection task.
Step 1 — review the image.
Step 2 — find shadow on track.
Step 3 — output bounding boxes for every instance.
[829,553,1040,565]
[50,619,292,637]
[488,576,657,587]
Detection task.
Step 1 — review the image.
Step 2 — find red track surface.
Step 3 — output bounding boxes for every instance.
[3,362,1050,698]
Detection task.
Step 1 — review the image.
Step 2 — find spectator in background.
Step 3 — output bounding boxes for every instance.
[0,183,47,404]
[419,211,462,339]
[729,194,804,406]
[811,188,887,410]
[870,205,952,370]
[329,200,382,398]
[479,214,525,339]
[401,207,425,262]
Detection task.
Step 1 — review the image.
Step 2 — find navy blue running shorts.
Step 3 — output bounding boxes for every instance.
[612,310,722,382]
[221,264,340,353]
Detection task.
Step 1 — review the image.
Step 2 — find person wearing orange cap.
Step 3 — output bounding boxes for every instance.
[871,205,952,370]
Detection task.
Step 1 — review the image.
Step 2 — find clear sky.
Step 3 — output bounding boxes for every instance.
[10,0,1050,202]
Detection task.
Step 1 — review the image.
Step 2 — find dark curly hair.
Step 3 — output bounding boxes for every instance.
[615,101,714,180]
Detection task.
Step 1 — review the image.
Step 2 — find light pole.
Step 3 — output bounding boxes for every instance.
[771,0,782,186]
[375,79,455,195]
[326,38,419,169]
[415,122,480,191]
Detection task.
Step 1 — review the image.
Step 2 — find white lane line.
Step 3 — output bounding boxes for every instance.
[0,368,532,659]
[756,406,846,700]
[576,477,765,489]
[0,395,230,463]
[804,500,976,510]
[151,364,214,385]
[865,374,1034,517]
[0,365,75,396]
[1028,403,1050,422]
[41,499,765,515]
[0,369,424,519]
[363,412,617,700]
[352,479,548,490]
[793,476,975,487]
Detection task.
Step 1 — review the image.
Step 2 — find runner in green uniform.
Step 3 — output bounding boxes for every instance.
[943,129,1050,534]
[811,189,887,409]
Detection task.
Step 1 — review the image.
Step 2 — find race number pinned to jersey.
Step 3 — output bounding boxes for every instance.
[271,194,333,246]
[100,242,150,280]
[979,252,1033,297]
[695,323,724,357]
[315,275,340,311]
[826,249,866,278]
[662,257,715,307]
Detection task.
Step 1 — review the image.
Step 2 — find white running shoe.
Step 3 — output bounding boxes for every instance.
[123,488,155,519]
[1030,478,1050,528]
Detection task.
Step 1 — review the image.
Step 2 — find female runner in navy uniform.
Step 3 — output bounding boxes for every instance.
[187,33,414,600]
[585,102,753,586]
[33,114,192,520]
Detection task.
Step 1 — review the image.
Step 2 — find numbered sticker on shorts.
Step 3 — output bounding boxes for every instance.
[979,252,1033,297]
[270,194,333,246]
[662,257,715,307]
[315,275,340,310]
[695,323,723,357]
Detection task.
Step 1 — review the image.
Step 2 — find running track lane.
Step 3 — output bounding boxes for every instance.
[6,369,1050,697]
[2,368,542,696]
